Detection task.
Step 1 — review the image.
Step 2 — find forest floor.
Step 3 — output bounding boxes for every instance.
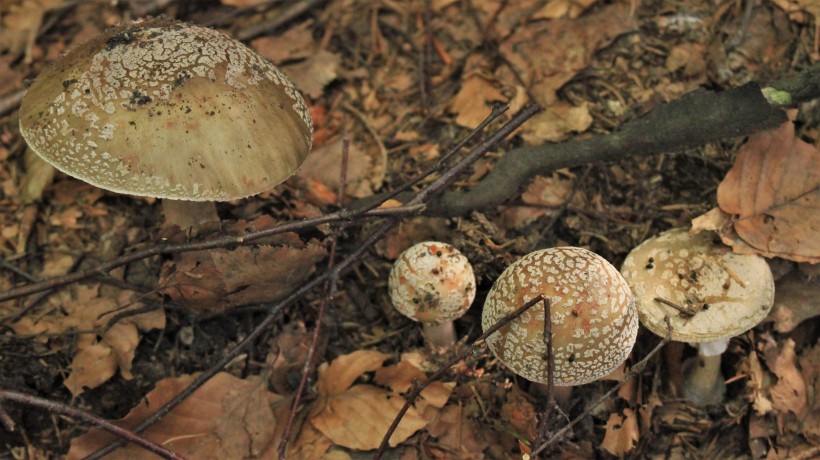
[0,0,818,459]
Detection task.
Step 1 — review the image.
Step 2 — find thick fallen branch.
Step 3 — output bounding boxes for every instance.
[356,63,820,217]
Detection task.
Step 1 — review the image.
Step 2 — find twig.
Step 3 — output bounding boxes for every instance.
[235,0,327,41]
[278,140,348,458]
[0,404,14,432]
[532,299,554,459]
[373,294,545,460]
[0,389,186,460]
[529,317,673,456]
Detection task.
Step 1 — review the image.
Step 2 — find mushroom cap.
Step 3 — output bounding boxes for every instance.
[19,18,312,201]
[620,228,775,343]
[482,247,638,386]
[388,242,476,324]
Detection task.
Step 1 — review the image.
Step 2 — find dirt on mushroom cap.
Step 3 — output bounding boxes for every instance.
[620,228,775,342]
[482,247,638,386]
[18,17,313,201]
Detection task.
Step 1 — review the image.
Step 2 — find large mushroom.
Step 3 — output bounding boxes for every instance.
[482,247,639,395]
[388,242,476,348]
[18,17,312,232]
[620,228,775,405]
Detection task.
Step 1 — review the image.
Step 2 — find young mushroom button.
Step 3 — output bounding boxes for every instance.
[482,247,638,387]
[18,17,313,231]
[388,242,476,348]
[620,228,775,405]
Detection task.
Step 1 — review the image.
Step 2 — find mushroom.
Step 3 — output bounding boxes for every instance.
[18,17,312,232]
[620,228,775,405]
[388,242,476,347]
[482,247,638,395]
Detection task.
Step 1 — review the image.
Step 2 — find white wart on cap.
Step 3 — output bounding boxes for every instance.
[19,17,312,201]
[389,242,476,325]
[620,228,775,342]
[482,247,638,386]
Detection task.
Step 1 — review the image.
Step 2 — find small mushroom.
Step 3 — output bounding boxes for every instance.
[620,228,775,405]
[482,247,638,389]
[388,242,476,347]
[18,18,312,232]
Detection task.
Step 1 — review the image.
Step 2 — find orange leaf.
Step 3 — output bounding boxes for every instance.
[716,117,820,262]
[601,408,639,456]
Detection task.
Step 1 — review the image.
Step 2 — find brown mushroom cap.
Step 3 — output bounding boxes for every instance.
[620,228,775,342]
[482,247,638,386]
[19,18,312,201]
[388,242,476,324]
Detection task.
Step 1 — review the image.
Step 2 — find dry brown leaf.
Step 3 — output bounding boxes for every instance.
[297,139,374,199]
[0,0,65,61]
[533,0,599,19]
[798,344,820,442]
[502,173,576,229]
[499,386,537,441]
[281,50,341,99]
[12,286,164,395]
[251,21,314,63]
[765,271,820,332]
[266,322,312,394]
[520,102,593,144]
[499,2,634,107]
[739,351,775,415]
[311,383,427,450]
[69,373,281,459]
[715,117,820,262]
[448,75,506,128]
[374,361,427,394]
[426,404,490,457]
[318,349,391,395]
[600,408,639,456]
[159,241,327,314]
[763,338,808,417]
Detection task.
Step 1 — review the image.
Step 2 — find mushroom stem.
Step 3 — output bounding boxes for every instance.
[682,339,728,405]
[422,321,456,348]
[162,199,219,233]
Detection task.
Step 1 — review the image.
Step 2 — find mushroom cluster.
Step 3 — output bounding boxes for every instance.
[482,247,638,387]
[19,17,313,231]
[388,242,476,347]
[621,228,775,405]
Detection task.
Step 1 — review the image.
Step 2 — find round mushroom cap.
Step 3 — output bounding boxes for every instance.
[482,247,638,386]
[388,242,476,324]
[620,228,775,343]
[19,18,312,201]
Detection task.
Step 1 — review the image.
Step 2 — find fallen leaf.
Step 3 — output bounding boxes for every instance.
[533,0,599,19]
[520,102,593,144]
[159,241,327,314]
[251,21,315,63]
[502,173,576,229]
[448,75,506,128]
[68,373,281,459]
[739,351,775,415]
[310,350,428,450]
[297,139,375,199]
[0,0,64,62]
[426,404,490,457]
[600,408,639,456]
[266,322,312,394]
[281,50,341,99]
[374,361,426,394]
[716,116,820,262]
[763,338,807,417]
[765,270,820,332]
[499,2,634,107]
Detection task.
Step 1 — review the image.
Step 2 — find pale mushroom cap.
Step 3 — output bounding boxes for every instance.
[19,18,312,201]
[482,247,638,386]
[621,228,775,342]
[388,242,476,324]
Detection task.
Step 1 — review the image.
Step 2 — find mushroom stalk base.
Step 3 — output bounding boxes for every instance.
[682,351,726,406]
[422,322,456,348]
[162,199,219,234]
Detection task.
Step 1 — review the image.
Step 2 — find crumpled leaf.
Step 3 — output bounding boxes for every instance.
[502,172,577,229]
[763,338,807,417]
[520,102,593,144]
[297,139,375,200]
[600,408,639,456]
[160,241,326,314]
[426,404,490,457]
[12,285,164,396]
[448,74,506,128]
[714,116,820,262]
[532,0,599,19]
[739,351,775,415]
[765,270,820,333]
[310,350,428,450]
[281,50,341,99]
[68,373,282,459]
[0,0,65,61]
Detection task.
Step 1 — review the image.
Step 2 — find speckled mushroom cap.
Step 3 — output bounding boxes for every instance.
[388,242,476,324]
[19,17,312,201]
[620,228,775,343]
[482,247,638,386]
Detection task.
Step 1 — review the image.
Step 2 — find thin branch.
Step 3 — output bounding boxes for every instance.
[373,294,545,460]
[532,298,554,459]
[0,389,186,460]
[529,317,673,456]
